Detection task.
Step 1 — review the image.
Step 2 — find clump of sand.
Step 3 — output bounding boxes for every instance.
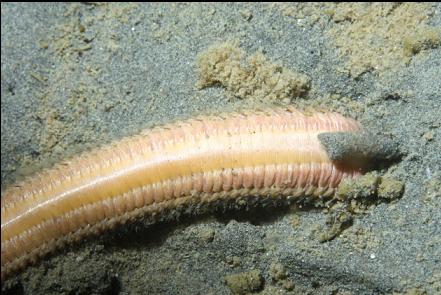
[328,3,440,77]
[196,41,310,102]
[276,3,441,77]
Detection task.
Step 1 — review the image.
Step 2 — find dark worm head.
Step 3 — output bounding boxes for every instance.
[318,131,401,171]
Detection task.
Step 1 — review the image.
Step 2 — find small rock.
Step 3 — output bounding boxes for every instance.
[240,9,253,21]
[199,228,215,243]
[422,131,434,142]
[225,269,263,295]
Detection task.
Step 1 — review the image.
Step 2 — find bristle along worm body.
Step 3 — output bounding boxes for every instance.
[1,107,364,281]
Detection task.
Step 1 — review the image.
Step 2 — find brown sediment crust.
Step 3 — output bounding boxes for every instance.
[1,106,363,281]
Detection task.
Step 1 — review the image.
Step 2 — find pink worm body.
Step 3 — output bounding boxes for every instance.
[1,107,363,281]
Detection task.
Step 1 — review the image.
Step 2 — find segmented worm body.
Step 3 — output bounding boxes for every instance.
[1,107,363,281]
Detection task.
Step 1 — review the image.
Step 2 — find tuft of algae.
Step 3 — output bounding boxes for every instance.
[317,210,353,243]
[335,173,381,201]
[268,263,295,291]
[403,27,441,57]
[377,176,405,200]
[335,172,404,206]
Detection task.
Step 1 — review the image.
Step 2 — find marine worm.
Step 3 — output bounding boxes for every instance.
[1,106,364,281]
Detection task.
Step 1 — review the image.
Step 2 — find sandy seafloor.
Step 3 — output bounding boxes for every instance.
[1,3,440,295]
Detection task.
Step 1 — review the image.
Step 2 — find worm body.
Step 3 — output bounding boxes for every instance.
[1,107,363,281]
